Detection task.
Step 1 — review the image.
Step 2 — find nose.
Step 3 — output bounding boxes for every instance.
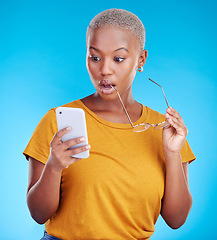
[100,59,113,76]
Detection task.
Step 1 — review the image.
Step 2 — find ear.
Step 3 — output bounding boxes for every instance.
[137,50,148,68]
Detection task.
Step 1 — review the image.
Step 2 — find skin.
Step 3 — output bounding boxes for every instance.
[27,131,90,224]
[27,25,192,229]
[83,26,147,123]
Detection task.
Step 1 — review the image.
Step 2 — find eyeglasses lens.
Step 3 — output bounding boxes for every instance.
[132,123,151,132]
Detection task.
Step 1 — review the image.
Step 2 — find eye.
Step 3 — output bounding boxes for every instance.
[114,57,125,63]
[89,55,101,62]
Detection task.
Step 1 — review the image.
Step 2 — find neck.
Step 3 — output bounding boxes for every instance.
[81,88,142,124]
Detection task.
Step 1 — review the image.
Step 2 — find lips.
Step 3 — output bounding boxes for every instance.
[102,84,113,88]
[99,80,116,94]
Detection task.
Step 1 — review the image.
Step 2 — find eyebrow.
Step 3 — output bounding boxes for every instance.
[89,46,129,52]
[114,47,129,52]
[89,46,100,52]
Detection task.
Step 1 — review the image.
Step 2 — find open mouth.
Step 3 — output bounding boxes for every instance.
[99,81,116,94]
[101,84,115,89]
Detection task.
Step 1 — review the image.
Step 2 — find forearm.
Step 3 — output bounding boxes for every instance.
[26,128,88,224]
[161,153,192,229]
[27,163,62,224]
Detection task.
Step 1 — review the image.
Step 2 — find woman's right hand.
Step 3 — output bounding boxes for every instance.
[47,127,91,172]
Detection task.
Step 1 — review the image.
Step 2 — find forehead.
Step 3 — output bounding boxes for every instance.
[87,26,140,51]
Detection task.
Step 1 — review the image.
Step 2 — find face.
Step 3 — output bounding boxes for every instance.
[86,26,147,100]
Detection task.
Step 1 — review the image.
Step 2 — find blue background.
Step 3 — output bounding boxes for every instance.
[0,0,216,239]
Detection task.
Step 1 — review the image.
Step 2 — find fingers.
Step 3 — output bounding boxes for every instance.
[63,136,85,149]
[67,144,91,158]
[49,127,91,170]
[165,107,188,136]
[165,107,182,123]
[166,107,183,122]
[51,127,71,146]
[63,144,90,168]
[52,134,90,158]
[61,136,91,157]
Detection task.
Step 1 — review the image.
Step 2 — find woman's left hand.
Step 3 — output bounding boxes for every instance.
[162,107,188,155]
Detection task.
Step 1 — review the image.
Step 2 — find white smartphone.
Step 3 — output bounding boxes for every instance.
[56,107,89,159]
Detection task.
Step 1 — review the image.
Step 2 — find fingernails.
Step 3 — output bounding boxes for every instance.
[80,137,85,142]
[85,145,91,150]
[66,127,71,131]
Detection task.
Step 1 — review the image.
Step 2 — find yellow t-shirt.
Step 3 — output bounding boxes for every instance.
[24,100,195,240]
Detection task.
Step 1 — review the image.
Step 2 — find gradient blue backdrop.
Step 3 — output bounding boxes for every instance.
[1,0,216,239]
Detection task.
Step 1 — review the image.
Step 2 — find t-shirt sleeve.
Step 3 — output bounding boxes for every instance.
[23,108,58,164]
[147,106,196,164]
[181,139,196,164]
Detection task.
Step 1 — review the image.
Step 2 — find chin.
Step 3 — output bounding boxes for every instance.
[95,90,117,101]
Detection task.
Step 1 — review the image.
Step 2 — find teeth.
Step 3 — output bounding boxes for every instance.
[103,84,112,88]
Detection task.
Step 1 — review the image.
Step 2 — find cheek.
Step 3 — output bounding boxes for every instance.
[121,60,138,79]
[86,61,100,88]
[87,60,97,77]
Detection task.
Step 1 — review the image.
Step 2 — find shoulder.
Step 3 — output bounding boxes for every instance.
[23,100,81,163]
[145,106,166,124]
[48,99,82,112]
[45,100,82,118]
[60,99,82,109]
[32,100,82,134]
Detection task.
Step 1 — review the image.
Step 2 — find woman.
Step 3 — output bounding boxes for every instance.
[24,9,195,240]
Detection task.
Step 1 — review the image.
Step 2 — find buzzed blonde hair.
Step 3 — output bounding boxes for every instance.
[87,9,145,50]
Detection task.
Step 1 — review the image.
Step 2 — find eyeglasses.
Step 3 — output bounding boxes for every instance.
[112,78,170,132]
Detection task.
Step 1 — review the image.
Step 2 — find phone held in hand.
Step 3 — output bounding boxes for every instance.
[56,107,89,159]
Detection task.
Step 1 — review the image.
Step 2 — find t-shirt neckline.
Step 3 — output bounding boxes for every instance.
[76,99,147,130]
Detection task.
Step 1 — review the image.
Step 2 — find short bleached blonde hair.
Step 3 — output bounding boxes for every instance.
[87,9,146,50]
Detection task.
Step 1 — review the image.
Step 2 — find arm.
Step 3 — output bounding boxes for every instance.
[161,108,193,229]
[27,127,90,224]
[27,157,62,224]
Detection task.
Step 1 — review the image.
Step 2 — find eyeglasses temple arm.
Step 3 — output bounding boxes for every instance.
[148,78,169,108]
[112,86,135,128]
